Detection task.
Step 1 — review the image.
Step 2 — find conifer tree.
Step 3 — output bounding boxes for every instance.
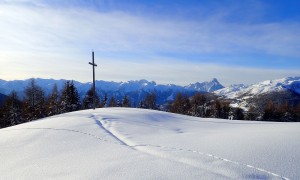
[101,93,108,107]
[122,95,130,107]
[60,81,80,113]
[143,92,157,109]
[82,86,100,109]
[139,100,145,108]
[234,108,245,120]
[116,99,122,107]
[1,91,22,127]
[22,79,46,121]
[109,96,116,107]
[46,84,60,116]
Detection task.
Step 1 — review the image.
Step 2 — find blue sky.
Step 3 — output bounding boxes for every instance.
[0,0,299,86]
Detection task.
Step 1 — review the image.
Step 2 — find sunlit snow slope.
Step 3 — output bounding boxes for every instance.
[0,108,299,179]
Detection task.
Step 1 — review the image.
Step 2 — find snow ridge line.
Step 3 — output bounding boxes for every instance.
[1,127,125,146]
[94,115,289,180]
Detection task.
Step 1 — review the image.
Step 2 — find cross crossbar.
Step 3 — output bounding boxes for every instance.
[89,62,97,66]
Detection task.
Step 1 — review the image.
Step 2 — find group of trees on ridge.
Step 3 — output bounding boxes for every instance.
[168,92,300,122]
[1,79,300,129]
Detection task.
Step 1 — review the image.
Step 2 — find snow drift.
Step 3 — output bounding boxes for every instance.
[0,108,299,179]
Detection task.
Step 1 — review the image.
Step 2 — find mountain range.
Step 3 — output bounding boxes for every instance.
[0,78,224,106]
[1,76,300,110]
[214,76,300,110]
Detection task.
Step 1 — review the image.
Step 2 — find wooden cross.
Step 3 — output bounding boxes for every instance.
[89,51,97,110]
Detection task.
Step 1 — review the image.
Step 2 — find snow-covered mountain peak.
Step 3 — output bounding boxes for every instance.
[281,76,300,94]
[211,78,220,84]
[185,78,224,92]
[214,84,248,98]
[215,77,300,99]
[119,79,157,92]
[250,76,300,94]
[0,78,225,106]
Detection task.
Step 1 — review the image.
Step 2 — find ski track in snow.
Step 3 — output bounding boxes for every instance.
[91,114,289,180]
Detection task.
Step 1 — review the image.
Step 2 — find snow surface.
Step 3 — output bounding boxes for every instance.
[1,108,299,179]
[214,84,248,99]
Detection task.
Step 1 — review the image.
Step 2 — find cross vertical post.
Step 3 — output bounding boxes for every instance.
[89,51,97,110]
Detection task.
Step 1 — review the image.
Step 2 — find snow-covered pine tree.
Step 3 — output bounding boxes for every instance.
[60,81,80,113]
[82,86,100,109]
[46,84,60,116]
[22,79,46,121]
[69,81,81,111]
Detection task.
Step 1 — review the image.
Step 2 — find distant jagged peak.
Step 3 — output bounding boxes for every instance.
[185,78,224,92]
[187,78,221,85]
[125,79,156,87]
[121,79,156,86]
[210,77,219,83]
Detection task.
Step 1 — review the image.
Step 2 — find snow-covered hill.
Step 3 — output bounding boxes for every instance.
[214,77,300,110]
[215,77,300,99]
[214,84,248,99]
[0,108,299,179]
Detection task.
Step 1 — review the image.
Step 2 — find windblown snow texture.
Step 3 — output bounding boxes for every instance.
[0,108,298,179]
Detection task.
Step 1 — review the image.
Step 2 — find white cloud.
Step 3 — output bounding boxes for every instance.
[1,2,299,56]
[0,2,299,85]
[1,51,299,86]
[96,59,300,86]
